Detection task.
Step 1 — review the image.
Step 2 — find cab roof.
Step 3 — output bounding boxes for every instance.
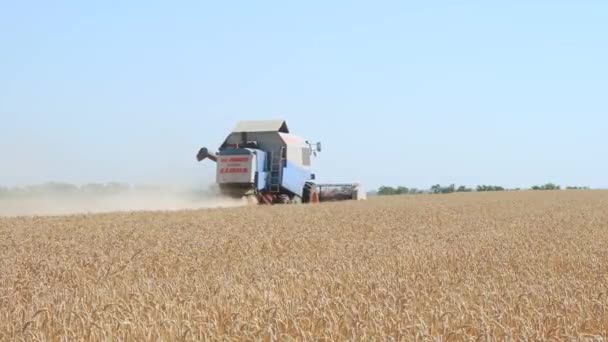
[232,120,289,133]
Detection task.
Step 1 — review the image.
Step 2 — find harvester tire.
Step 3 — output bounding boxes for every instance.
[278,194,291,204]
[303,182,319,204]
[310,191,319,204]
[245,195,259,205]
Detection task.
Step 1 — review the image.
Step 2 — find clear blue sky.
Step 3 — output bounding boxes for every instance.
[1,1,606,190]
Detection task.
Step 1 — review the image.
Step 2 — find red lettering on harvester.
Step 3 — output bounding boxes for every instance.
[219,168,248,174]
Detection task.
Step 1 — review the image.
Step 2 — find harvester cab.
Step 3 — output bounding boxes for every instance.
[196,119,364,204]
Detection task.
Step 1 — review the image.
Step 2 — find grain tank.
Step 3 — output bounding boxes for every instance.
[196,120,365,204]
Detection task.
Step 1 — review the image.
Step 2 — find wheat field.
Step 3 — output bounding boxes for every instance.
[1,191,607,341]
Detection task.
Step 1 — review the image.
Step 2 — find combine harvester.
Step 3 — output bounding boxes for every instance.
[196,120,365,204]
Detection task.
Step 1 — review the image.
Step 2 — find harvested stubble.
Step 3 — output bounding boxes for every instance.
[1,191,608,341]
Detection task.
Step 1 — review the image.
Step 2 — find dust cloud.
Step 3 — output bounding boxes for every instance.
[0,184,248,217]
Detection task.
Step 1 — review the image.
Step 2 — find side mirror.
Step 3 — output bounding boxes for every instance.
[316,142,322,152]
[310,173,316,180]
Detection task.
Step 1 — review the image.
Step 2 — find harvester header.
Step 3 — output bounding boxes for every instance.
[196,119,365,204]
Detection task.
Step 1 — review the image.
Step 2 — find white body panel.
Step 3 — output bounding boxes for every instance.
[216,155,256,184]
[279,132,312,168]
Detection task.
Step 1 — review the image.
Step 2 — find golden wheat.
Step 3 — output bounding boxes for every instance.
[1,191,607,340]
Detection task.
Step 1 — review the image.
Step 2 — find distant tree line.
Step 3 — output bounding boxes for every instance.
[0,182,133,198]
[429,184,507,193]
[0,182,214,199]
[476,185,505,192]
[531,183,560,190]
[375,183,590,196]
[377,186,423,195]
[0,181,592,199]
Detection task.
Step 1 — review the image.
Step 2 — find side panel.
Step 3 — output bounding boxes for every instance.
[216,155,255,184]
[279,133,312,169]
[255,151,267,191]
[281,161,311,197]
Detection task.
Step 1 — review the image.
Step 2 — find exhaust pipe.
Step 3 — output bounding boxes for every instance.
[196,147,218,162]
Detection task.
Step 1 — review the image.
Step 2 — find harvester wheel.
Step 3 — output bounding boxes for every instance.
[278,194,291,204]
[310,191,319,204]
[244,195,259,205]
[303,182,319,204]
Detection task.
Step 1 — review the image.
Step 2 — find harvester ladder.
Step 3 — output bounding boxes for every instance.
[268,147,284,193]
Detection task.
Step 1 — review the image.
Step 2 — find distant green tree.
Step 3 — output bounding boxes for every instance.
[396,186,409,195]
[447,184,455,193]
[377,186,424,195]
[476,185,505,192]
[457,185,472,192]
[429,184,458,194]
[377,186,397,195]
[531,183,561,190]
